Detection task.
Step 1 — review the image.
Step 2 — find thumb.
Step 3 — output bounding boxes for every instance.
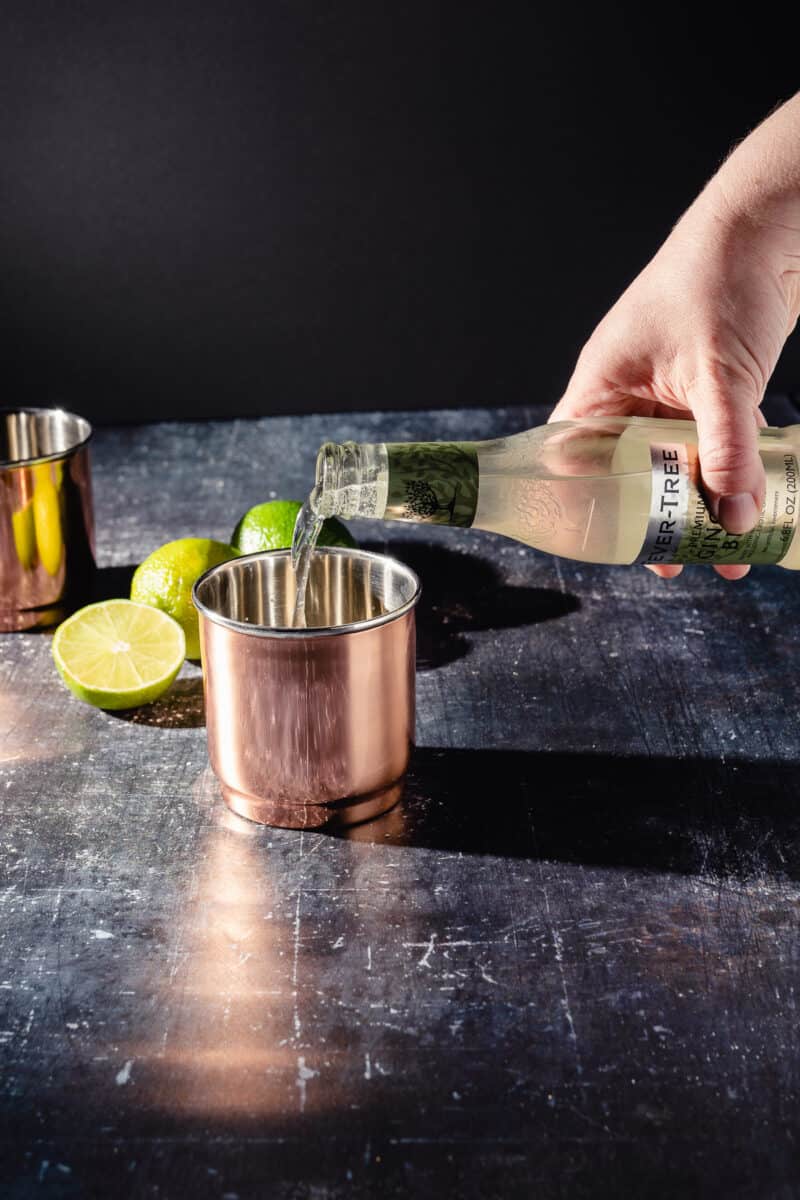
[691,377,765,534]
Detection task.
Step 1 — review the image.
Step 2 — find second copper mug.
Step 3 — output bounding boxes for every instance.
[193,548,420,829]
[0,408,95,632]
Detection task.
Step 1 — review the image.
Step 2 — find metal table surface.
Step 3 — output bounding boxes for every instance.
[2,401,800,1200]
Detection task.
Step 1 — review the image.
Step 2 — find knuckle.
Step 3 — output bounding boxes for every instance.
[685,358,761,409]
[700,441,757,478]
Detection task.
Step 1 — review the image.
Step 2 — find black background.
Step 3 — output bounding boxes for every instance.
[1,2,798,426]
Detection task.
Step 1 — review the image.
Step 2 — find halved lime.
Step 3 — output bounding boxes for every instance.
[52,599,186,709]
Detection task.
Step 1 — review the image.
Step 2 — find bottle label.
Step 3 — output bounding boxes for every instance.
[385,442,479,527]
[636,442,798,565]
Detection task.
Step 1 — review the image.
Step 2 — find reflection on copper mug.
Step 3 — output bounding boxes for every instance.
[0,408,95,632]
[193,548,420,830]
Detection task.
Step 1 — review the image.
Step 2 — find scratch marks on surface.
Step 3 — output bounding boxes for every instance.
[366,944,372,972]
[364,1052,371,1080]
[403,934,500,984]
[291,892,302,1041]
[91,929,114,940]
[540,873,583,1077]
[478,962,498,985]
[416,933,437,969]
[404,938,483,951]
[115,1059,134,1086]
[298,834,323,868]
[296,1055,318,1112]
[552,924,580,1069]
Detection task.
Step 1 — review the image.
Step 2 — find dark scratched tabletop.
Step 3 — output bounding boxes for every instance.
[2,400,800,1200]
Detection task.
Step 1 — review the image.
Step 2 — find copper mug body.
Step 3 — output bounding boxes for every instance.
[193,549,420,830]
[0,408,95,632]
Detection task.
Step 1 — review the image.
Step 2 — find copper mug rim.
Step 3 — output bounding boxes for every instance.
[0,406,93,469]
[192,546,422,639]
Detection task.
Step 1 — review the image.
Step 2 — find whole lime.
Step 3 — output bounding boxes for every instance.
[231,500,356,554]
[130,537,239,659]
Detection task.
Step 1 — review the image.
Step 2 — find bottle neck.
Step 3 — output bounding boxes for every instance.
[313,441,389,520]
[313,440,479,527]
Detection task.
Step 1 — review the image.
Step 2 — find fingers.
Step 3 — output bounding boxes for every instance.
[691,377,765,534]
[645,563,684,579]
[644,563,751,581]
[548,390,595,424]
[549,384,641,424]
[713,564,751,581]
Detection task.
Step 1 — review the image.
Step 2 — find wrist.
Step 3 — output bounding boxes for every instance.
[687,178,800,324]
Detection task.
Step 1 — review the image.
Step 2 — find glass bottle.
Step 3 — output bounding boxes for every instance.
[301,416,800,569]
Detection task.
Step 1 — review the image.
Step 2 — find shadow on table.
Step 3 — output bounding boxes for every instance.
[87,563,206,727]
[361,539,580,669]
[344,746,800,880]
[111,673,206,727]
[90,562,137,600]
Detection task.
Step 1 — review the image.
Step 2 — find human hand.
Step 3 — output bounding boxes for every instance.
[550,101,800,579]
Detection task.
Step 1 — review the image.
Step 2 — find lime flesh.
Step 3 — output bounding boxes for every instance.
[53,600,186,709]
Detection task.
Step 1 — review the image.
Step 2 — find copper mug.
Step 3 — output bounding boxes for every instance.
[193,548,420,830]
[0,408,95,632]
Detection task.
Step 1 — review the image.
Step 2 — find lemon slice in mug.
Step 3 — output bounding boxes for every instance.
[52,599,186,709]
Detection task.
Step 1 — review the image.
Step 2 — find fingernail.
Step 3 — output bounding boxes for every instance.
[718,493,759,534]
[644,564,683,578]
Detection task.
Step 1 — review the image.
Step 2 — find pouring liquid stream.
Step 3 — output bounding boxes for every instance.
[291,495,324,628]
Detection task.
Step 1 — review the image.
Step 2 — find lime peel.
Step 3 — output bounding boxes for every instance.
[130,537,239,659]
[231,499,356,554]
